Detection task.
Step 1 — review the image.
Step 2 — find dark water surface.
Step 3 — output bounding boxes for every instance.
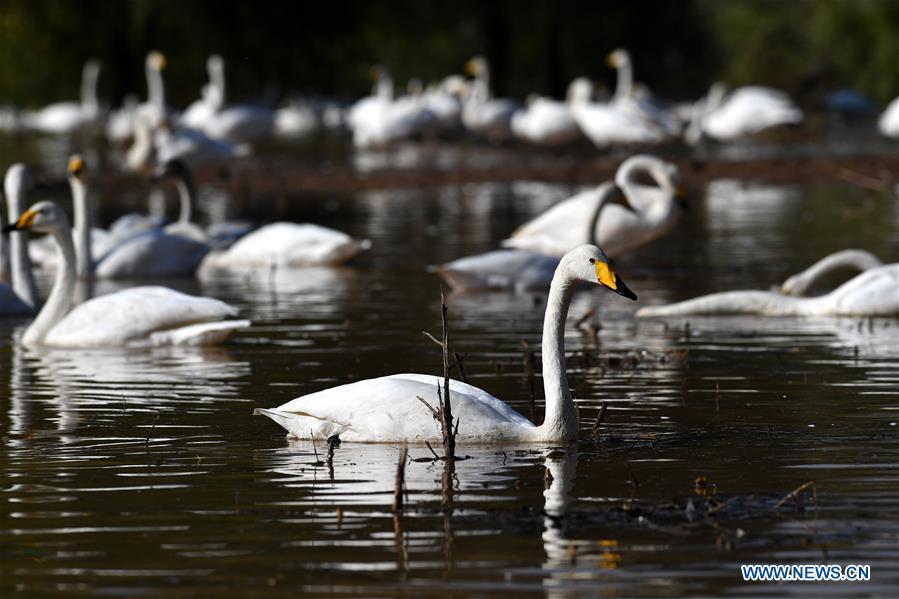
[2,176,898,597]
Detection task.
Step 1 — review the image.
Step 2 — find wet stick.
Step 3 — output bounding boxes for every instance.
[591,401,608,442]
[392,446,409,514]
[421,287,456,460]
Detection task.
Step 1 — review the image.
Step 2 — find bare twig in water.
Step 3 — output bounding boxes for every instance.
[451,351,468,383]
[392,446,409,514]
[417,396,439,419]
[575,308,600,345]
[425,440,441,461]
[714,383,720,412]
[309,431,325,466]
[774,480,817,511]
[422,288,457,460]
[591,401,608,442]
[145,412,160,446]
[326,435,340,479]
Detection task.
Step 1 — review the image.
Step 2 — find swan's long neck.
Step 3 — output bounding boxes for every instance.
[615,155,675,214]
[147,64,165,111]
[782,250,883,296]
[23,218,76,347]
[209,58,226,106]
[536,268,578,441]
[586,184,621,245]
[376,72,394,101]
[175,172,196,225]
[613,55,633,103]
[70,177,92,279]
[5,177,39,309]
[80,62,100,115]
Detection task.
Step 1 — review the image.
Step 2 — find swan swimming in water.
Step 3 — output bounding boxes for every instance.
[501,155,687,258]
[461,56,518,142]
[25,60,101,135]
[432,183,630,291]
[637,249,897,318]
[685,83,803,143]
[4,201,250,348]
[254,244,637,444]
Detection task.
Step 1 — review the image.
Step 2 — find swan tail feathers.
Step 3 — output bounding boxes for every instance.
[149,319,250,346]
[253,408,348,439]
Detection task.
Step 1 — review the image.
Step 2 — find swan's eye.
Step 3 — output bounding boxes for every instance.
[589,258,595,264]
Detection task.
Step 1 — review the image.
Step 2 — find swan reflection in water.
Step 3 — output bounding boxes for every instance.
[5,340,251,447]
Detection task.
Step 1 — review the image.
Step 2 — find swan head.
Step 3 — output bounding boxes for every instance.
[606,48,630,69]
[67,155,85,180]
[464,56,487,77]
[4,201,68,236]
[560,245,637,300]
[147,51,167,71]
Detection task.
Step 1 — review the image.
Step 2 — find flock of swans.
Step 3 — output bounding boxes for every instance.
[4,47,899,167]
[0,47,897,447]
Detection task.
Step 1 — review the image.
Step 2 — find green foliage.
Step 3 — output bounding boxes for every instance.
[0,0,895,108]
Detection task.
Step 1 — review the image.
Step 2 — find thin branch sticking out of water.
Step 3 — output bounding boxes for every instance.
[774,480,817,512]
[392,446,409,514]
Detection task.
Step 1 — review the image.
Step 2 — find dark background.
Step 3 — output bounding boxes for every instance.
[1,0,897,108]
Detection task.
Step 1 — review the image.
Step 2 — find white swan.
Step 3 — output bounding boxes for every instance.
[502,155,686,258]
[568,78,668,147]
[685,83,803,143]
[5,164,39,309]
[181,55,226,130]
[254,244,637,443]
[461,56,518,142]
[4,201,250,348]
[198,221,369,278]
[432,183,629,291]
[25,60,101,135]
[637,251,898,318]
[0,192,33,317]
[153,118,251,170]
[348,65,436,148]
[510,81,582,146]
[878,96,899,138]
[780,249,883,296]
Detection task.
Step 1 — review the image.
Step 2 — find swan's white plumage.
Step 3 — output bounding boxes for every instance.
[433,249,560,291]
[257,373,534,443]
[878,97,899,138]
[511,96,580,145]
[199,222,367,274]
[44,286,248,347]
[95,230,210,279]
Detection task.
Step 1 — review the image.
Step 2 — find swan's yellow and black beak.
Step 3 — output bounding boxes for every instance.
[3,208,38,233]
[605,51,620,68]
[68,155,85,178]
[596,260,637,301]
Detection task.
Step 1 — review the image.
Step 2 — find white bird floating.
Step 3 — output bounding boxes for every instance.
[3,201,249,348]
[502,154,687,257]
[0,167,35,317]
[25,60,101,135]
[878,96,899,138]
[510,80,582,146]
[109,51,169,143]
[685,83,803,143]
[255,244,637,444]
[461,56,518,142]
[432,183,630,292]
[637,249,897,318]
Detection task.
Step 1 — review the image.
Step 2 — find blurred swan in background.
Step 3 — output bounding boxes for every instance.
[432,183,630,291]
[4,201,249,347]
[181,55,226,130]
[461,56,518,142]
[502,154,687,257]
[637,250,897,317]
[878,96,899,138]
[510,80,582,146]
[0,182,34,317]
[685,83,803,143]
[348,65,436,148]
[568,78,668,147]
[25,60,101,135]
[5,164,39,309]
[254,245,637,443]
[779,249,883,296]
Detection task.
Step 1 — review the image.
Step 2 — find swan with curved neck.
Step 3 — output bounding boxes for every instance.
[4,201,249,347]
[502,154,687,258]
[255,244,637,443]
[637,250,897,318]
[780,249,882,296]
[433,183,631,291]
[67,156,92,279]
[462,56,518,142]
[26,60,101,134]
[5,164,39,308]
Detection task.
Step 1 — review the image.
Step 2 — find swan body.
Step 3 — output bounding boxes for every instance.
[4,201,249,347]
[568,78,667,147]
[461,57,518,141]
[879,97,899,138]
[637,256,898,318]
[349,68,436,148]
[502,155,685,258]
[687,84,803,142]
[274,101,319,138]
[181,55,225,130]
[204,105,275,143]
[95,230,210,279]
[255,244,637,443]
[26,60,101,135]
[154,121,250,169]
[511,90,581,146]
[0,195,33,317]
[5,164,39,309]
[199,222,368,276]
